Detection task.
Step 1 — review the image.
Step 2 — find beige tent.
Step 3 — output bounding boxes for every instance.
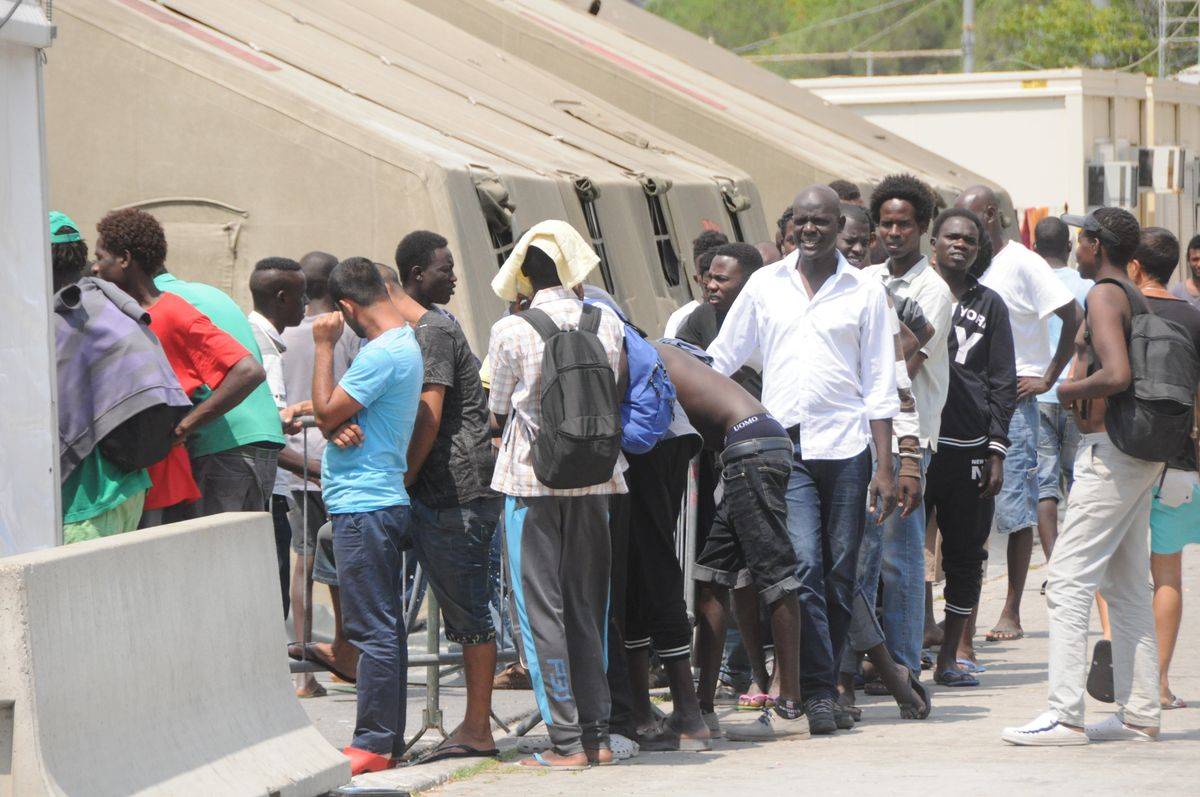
[45,0,766,350]
[411,0,1001,218]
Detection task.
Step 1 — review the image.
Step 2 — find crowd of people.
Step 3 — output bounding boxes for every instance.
[49,170,1200,774]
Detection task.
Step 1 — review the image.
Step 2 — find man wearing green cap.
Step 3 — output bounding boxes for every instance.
[50,212,186,541]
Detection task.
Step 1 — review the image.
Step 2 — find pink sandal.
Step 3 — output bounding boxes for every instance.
[735,693,776,711]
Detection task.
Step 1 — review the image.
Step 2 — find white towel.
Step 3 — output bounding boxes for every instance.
[491,220,599,302]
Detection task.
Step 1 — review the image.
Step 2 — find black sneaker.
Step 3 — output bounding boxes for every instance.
[804,697,838,735]
[832,703,855,730]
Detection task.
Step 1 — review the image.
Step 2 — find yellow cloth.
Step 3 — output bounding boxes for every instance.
[491,220,599,302]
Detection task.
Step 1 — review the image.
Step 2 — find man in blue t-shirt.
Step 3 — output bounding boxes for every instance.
[312,257,422,776]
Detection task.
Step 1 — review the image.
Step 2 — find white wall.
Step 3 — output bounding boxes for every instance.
[0,1,58,555]
[850,96,1070,211]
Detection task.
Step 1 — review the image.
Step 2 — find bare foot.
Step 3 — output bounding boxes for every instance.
[985,616,1024,642]
[924,621,945,649]
[584,747,613,766]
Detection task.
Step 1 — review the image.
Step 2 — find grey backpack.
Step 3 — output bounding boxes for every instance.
[519,304,622,488]
[1087,278,1199,462]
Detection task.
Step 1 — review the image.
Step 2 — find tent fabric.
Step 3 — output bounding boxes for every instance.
[47,0,767,351]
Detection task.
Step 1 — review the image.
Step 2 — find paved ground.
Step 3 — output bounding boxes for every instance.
[301,539,1200,795]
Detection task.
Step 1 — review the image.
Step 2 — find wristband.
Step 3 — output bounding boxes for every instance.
[898,456,923,481]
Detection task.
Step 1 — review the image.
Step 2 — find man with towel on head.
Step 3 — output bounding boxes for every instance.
[486,220,629,771]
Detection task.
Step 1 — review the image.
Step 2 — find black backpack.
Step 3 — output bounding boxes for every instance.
[519,304,622,488]
[1087,278,1200,462]
[98,403,189,473]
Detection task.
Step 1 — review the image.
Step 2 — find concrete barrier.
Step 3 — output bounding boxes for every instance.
[0,512,349,796]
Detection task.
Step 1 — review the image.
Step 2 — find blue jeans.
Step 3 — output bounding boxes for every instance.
[410,496,501,645]
[1037,401,1081,503]
[332,505,412,757]
[785,440,872,701]
[995,396,1039,534]
[843,450,929,675]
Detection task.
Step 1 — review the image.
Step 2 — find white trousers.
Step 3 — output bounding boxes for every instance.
[1046,432,1162,728]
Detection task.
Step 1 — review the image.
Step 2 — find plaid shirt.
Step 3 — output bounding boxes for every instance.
[487,286,628,497]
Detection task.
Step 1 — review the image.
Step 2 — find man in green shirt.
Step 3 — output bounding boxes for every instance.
[154,268,285,515]
[50,211,151,542]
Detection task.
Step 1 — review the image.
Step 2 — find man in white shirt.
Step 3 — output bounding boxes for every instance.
[709,185,900,735]
[1031,218,1091,566]
[835,175,953,685]
[956,186,1079,644]
[663,230,728,337]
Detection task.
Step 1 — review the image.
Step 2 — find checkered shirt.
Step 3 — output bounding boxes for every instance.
[486,286,628,497]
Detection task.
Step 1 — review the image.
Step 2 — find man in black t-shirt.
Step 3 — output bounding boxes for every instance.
[379,234,502,765]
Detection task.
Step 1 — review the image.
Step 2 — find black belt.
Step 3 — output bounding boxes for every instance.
[719,436,793,468]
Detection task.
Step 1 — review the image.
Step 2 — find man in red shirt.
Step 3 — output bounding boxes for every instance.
[92,208,266,525]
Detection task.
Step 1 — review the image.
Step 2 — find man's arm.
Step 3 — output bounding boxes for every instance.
[1020,299,1081,400]
[174,355,264,442]
[277,447,321,482]
[868,418,898,522]
[405,384,446,486]
[1057,287,1130,404]
[312,313,364,438]
[707,285,758,377]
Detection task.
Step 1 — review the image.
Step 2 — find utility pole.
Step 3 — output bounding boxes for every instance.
[962,0,975,73]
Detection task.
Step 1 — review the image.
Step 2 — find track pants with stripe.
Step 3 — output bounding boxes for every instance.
[505,494,612,755]
[924,445,993,616]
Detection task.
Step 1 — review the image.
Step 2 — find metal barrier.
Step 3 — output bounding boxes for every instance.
[289,432,702,748]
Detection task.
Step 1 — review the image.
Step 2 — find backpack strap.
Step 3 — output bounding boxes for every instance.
[519,307,563,343]
[1092,277,1148,316]
[579,302,602,334]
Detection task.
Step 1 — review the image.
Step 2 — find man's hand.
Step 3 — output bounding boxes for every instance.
[173,413,199,445]
[1017,375,1052,401]
[897,474,922,518]
[868,468,899,524]
[313,312,344,347]
[331,423,364,449]
[279,406,304,435]
[979,453,1005,499]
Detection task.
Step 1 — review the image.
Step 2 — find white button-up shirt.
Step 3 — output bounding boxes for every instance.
[863,256,953,450]
[708,250,899,460]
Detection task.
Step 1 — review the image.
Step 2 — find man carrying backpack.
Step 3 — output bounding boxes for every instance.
[1003,208,1185,746]
[486,221,627,771]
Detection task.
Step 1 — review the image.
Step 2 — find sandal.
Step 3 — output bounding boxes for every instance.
[934,668,979,687]
[1162,694,1187,710]
[956,658,986,674]
[735,693,774,711]
[1086,639,1115,703]
[513,752,588,771]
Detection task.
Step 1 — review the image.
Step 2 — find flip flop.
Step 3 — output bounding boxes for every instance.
[864,681,892,697]
[513,752,588,771]
[407,741,499,767]
[289,642,357,685]
[898,674,931,720]
[735,693,774,711]
[956,658,987,674]
[934,669,980,687]
[920,650,934,671]
[1086,639,1115,703]
[1162,694,1187,710]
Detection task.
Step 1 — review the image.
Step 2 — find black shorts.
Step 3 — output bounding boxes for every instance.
[694,429,801,606]
[925,445,994,615]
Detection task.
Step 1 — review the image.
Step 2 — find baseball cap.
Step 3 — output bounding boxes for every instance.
[1060,212,1120,247]
[49,211,83,244]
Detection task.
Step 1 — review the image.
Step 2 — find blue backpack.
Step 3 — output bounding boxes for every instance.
[584,299,676,454]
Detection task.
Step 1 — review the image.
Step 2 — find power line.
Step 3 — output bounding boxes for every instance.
[732,0,921,54]
[849,0,951,52]
[1117,2,1199,72]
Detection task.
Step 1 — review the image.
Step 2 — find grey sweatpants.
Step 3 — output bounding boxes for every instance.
[504,494,612,755]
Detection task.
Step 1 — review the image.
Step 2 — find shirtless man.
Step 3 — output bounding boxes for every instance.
[656,341,807,741]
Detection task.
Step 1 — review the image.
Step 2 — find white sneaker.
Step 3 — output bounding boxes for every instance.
[701,710,722,738]
[723,708,810,742]
[1001,711,1089,746]
[1084,714,1158,743]
[609,733,640,760]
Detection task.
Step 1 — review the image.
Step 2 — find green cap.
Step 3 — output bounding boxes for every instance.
[49,211,83,244]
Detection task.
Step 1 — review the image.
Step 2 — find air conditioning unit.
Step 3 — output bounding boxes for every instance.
[1085,161,1139,211]
[1138,146,1187,193]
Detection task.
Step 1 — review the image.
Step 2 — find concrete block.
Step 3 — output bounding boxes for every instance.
[0,512,350,796]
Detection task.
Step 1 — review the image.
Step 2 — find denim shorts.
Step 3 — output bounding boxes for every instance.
[693,442,801,606]
[995,396,1039,534]
[1036,402,1081,503]
[409,495,501,645]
